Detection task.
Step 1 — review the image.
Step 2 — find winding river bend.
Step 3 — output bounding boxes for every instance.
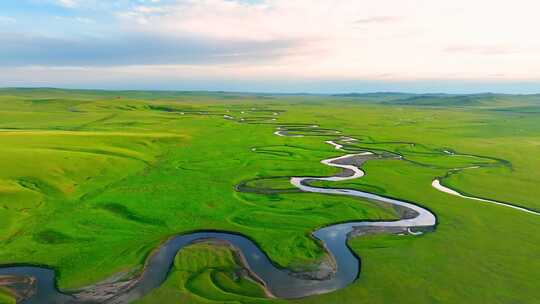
[432,179,540,216]
[1,111,439,303]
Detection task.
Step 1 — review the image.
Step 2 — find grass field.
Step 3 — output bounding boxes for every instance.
[0,89,539,303]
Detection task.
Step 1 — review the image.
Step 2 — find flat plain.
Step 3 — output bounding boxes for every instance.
[0,89,539,303]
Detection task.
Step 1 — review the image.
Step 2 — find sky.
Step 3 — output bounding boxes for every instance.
[1,0,539,93]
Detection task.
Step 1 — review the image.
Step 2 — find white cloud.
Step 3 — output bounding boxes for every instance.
[4,0,540,86]
[0,16,16,24]
[112,0,540,80]
[55,0,79,8]
[54,16,95,23]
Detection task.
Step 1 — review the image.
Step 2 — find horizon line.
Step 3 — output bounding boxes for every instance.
[2,86,539,96]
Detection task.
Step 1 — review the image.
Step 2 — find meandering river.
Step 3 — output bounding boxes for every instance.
[0,111,443,303]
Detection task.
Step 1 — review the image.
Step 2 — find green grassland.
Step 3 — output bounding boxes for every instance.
[135,241,267,304]
[0,89,539,303]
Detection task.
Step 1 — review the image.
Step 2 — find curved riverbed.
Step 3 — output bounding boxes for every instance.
[432,179,540,216]
[0,113,437,303]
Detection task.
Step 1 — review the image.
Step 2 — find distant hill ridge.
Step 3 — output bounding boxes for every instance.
[1,88,539,107]
[332,92,540,107]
